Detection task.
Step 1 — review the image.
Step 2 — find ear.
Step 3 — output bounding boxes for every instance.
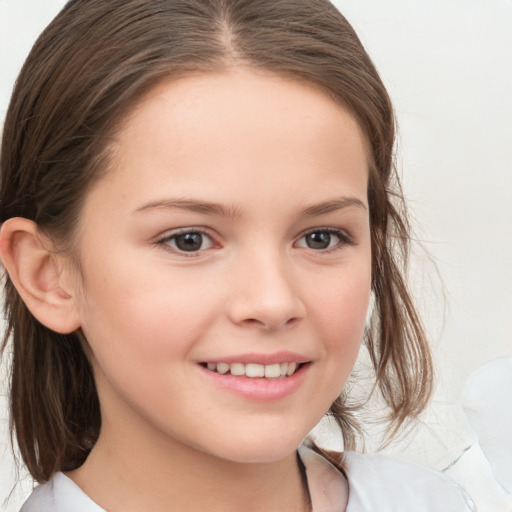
[0,217,81,334]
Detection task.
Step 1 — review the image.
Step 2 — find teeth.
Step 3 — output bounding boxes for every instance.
[216,362,230,374]
[205,361,302,378]
[286,362,297,376]
[265,363,281,378]
[246,364,265,378]
[230,363,245,376]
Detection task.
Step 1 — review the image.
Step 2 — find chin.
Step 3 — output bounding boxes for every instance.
[205,426,308,465]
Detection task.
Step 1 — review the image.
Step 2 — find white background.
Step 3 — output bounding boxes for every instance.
[1,1,511,510]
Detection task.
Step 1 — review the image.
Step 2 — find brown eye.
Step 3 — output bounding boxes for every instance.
[296,229,352,252]
[161,230,213,253]
[174,232,204,251]
[305,231,333,250]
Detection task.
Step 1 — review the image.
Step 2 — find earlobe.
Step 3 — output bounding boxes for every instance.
[0,217,81,334]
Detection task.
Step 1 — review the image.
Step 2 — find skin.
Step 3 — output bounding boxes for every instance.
[2,68,372,511]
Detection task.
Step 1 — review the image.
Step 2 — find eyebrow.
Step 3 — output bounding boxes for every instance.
[133,196,367,218]
[133,199,243,218]
[301,197,367,216]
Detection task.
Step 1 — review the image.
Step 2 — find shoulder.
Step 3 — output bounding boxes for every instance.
[20,473,105,512]
[299,444,475,512]
[343,450,475,512]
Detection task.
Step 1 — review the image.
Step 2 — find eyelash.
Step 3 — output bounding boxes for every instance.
[156,228,216,257]
[155,227,354,257]
[296,227,354,253]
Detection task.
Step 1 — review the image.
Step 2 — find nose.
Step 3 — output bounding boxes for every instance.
[226,248,306,331]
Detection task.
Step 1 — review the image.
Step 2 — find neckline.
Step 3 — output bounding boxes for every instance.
[297,445,349,512]
[50,446,349,512]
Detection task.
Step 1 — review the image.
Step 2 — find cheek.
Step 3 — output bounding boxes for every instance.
[77,274,222,422]
[310,261,371,371]
[78,262,221,368]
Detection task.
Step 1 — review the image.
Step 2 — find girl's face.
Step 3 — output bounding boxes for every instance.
[72,69,371,464]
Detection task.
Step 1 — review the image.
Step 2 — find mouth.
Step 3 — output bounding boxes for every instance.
[198,357,311,400]
[199,361,306,379]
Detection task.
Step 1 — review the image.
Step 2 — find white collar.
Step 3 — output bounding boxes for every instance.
[298,444,349,512]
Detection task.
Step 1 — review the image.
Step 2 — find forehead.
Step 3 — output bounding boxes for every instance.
[92,68,369,213]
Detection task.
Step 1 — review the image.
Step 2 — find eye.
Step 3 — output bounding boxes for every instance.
[159,229,214,253]
[296,229,351,251]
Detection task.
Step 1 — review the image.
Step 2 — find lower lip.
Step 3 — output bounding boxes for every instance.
[198,363,310,401]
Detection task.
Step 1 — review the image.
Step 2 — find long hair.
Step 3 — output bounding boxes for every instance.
[0,0,432,482]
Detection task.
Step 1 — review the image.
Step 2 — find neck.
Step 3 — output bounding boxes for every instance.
[67,416,309,512]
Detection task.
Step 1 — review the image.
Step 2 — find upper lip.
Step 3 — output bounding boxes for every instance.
[199,351,311,365]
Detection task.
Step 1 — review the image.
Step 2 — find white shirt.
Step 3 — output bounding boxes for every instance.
[20,446,474,512]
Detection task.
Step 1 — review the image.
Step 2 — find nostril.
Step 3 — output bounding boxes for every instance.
[241,318,265,327]
[242,316,300,330]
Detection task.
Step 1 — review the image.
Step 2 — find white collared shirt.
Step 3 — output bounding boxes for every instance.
[20,446,475,512]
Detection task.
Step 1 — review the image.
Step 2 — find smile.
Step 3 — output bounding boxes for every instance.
[203,362,301,378]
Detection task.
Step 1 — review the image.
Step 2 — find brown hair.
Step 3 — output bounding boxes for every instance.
[1,0,432,482]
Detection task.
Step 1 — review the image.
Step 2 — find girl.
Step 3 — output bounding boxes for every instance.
[0,1,474,510]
